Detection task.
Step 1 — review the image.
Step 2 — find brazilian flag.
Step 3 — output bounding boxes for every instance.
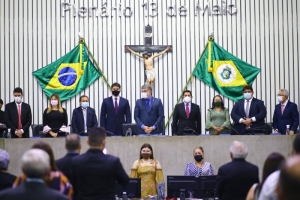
[33,43,101,102]
[193,37,261,102]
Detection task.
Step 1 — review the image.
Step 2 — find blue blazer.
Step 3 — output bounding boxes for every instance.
[134,97,164,135]
[100,97,131,136]
[272,101,299,134]
[71,107,98,135]
[231,98,267,134]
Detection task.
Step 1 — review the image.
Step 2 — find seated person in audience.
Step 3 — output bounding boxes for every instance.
[130,143,164,198]
[0,99,6,137]
[13,141,73,199]
[43,94,68,137]
[246,152,285,200]
[205,95,231,135]
[0,149,16,191]
[0,149,68,200]
[184,146,214,176]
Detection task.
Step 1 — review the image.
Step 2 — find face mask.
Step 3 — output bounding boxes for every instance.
[51,100,58,106]
[183,96,191,103]
[14,97,22,103]
[142,153,151,159]
[243,93,252,100]
[214,101,222,107]
[81,102,89,108]
[141,92,148,99]
[194,155,203,162]
[277,96,283,103]
[112,90,120,96]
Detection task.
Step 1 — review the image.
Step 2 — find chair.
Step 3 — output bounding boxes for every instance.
[31,124,43,137]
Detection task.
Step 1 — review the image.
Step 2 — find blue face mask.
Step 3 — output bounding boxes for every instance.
[243,93,252,100]
[81,102,89,108]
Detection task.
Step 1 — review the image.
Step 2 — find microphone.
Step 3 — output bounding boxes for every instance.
[174,127,199,136]
[106,130,117,137]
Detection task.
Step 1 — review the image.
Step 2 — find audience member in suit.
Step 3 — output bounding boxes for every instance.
[134,84,164,135]
[5,87,32,138]
[172,90,201,135]
[231,85,267,135]
[43,94,68,138]
[0,149,16,191]
[216,141,259,200]
[0,99,6,137]
[100,82,131,136]
[71,127,129,200]
[56,134,81,184]
[71,95,98,135]
[272,89,299,135]
[0,149,68,200]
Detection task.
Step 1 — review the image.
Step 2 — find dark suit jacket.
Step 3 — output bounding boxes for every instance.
[5,102,32,138]
[100,97,131,135]
[216,159,259,200]
[134,97,164,135]
[0,181,69,200]
[0,171,16,191]
[272,101,299,134]
[172,102,201,135]
[0,110,5,136]
[71,149,129,200]
[71,107,98,134]
[231,98,266,134]
[56,152,79,184]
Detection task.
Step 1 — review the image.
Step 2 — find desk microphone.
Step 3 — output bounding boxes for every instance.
[174,127,199,136]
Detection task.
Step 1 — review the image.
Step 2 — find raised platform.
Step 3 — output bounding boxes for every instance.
[0,135,294,179]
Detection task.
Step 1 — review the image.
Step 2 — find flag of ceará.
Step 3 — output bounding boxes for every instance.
[33,43,101,101]
[192,37,261,102]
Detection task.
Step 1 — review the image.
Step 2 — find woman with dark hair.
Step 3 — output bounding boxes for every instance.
[13,141,73,199]
[43,94,68,137]
[130,143,164,198]
[246,152,285,200]
[205,95,231,135]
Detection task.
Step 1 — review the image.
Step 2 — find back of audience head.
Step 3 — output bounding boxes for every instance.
[261,153,285,183]
[88,127,106,149]
[21,149,50,178]
[0,99,3,110]
[292,134,300,155]
[32,141,58,171]
[0,149,10,171]
[65,134,81,153]
[229,140,248,159]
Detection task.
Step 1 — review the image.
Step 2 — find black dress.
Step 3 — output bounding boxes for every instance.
[43,108,68,137]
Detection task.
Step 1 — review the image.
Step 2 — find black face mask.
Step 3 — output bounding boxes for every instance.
[214,101,222,107]
[142,154,151,159]
[194,155,203,162]
[112,90,120,96]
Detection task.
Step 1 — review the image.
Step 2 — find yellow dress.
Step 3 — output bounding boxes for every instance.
[130,159,164,198]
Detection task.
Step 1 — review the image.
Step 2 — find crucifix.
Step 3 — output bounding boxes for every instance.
[125,25,172,87]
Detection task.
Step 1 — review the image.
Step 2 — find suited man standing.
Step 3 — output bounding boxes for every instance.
[134,84,164,135]
[71,95,98,135]
[231,85,267,135]
[5,87,32,138]
[0,99,6,137]
[272,89,299,135]
[71,127,129,200]
[100,83,131,136]
[172,90,201,135]
[216,141,259,200]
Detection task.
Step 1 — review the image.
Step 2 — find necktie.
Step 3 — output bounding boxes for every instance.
[245,100,250,117]
[281,104,285,114]
[83,109,87,132]
[186,103,190,118]
[114,98,118,114]
[146,100,150,111]
[18,104,22,129]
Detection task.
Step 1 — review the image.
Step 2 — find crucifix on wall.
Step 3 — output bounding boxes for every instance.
[125,25,172,87]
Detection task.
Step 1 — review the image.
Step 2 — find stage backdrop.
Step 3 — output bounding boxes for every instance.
[0,0,299,135]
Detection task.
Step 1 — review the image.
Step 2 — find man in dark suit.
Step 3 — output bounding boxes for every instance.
[100,82,131,136]
[56,134,81,184]
[0,99,6,137]
[134,84,164,135]
[71,95,98,135]
[216,140,259,200]
[5,87,32,138]
[272,89,299,135]
[231,85,267,135]
[172,90,201,135]
[0,149,16,191]
[71,127,129,200]
[0,149,68,200]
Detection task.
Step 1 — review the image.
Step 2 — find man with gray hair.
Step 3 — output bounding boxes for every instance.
[216,141,259,200]
[134,84,164,135]
[272,89,299,135]
[0,149,16,191]
[0,149,68,200]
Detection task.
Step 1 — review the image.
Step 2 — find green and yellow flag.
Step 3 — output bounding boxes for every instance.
[33,43,102,102]
[193,37,261,102]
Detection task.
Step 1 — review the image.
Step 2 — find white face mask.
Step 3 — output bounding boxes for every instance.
[141,92,148,99]
[14,96,22,103]
[277,96,283,103]
[183,96,192,103]
[81,102,89,108]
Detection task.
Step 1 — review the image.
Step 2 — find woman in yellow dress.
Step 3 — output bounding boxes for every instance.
[130,143,164,198]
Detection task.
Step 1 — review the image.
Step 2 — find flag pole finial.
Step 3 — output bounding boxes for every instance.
[79,38,85,43]
[208,32,214,41]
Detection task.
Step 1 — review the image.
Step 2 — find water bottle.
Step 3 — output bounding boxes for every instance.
[7,128,11,139]
[286,125,290,135]
[157,182,165,200]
